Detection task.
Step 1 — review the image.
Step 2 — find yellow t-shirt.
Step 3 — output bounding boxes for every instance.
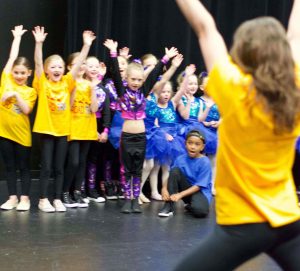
[0,72,37,146]
[69,80,97,141]
[33,72,75,136]
[206,56,300,227]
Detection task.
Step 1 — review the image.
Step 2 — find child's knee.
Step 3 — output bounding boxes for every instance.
[191,205,209,218]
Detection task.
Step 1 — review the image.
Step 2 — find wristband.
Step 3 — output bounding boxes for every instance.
[98,74,104,81]
[110,51,117,58]
[161,55,169,65]
[103,127,110,134]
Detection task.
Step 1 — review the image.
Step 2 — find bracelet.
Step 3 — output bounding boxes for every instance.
[103,127,110,134]
[98,74,104,81]
[110,51,117,57]
[161,55,169,65]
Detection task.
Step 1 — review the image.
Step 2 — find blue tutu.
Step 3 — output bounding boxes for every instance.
[108,111,124,149]
[155,124,186,166]
[178,118,218,155]
[145,125,168,160]
[296,137,300,153]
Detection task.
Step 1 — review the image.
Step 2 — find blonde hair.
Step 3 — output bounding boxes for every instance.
[126,62,144,77]
[141,54,158,66]
[44,54,65,70]
[230,17,300,134]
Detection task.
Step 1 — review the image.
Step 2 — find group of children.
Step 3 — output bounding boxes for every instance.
[0,25,221,218]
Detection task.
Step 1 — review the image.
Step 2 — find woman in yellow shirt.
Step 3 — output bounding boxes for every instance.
[175,0,300,270]
[0,25,37,212]
[32,26,95,213]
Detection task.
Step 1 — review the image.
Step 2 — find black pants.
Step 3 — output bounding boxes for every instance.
[0,137,31,196]
[174,220,300,271]
[64,140,91,191]
[39,134,68,199]
[293,151,300,189]
[168,167,209,218]
[120,132,146,178]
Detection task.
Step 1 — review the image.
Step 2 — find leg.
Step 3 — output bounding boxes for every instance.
[149,162,160,200]
[0,138,19,209]
[174,223,277,271]
[189,192,209,218]
[15,144,31,211]
[64,141,79,192]
[267,220,300,271]
[52,136,68,212]
[139,159,154,204]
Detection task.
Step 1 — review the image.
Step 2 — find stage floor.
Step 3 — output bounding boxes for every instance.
[0,180,281,271]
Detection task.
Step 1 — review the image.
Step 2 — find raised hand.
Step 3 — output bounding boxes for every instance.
[32,26,48,43]
[171,53,184,68]
[12,25,27,38]
[83,30,96,46]
[185,64,196,77]
[165,47,178,59]
[103,39,118,52]
[119,47,132,59]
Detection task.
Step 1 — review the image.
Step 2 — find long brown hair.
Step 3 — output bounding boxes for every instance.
[230,17,300,134]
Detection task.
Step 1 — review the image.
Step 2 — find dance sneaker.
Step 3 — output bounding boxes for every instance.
[105,183,118,200]
[62,192,78,208]
[74,191,88,208]
[121,199,132,214]
[53,199,67,212]
[116,185,124,199]
[1,198,18,210]
[38,199,55,213]
[158,202,174,217]
[87,189,106,203]
[132,198,142,213]
[81,191,90,204]
[16,199,30,211]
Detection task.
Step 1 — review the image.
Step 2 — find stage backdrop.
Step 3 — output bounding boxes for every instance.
[0,0,294,178]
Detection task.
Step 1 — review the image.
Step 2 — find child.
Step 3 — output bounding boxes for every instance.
[158,130,212,218]
[104,39,177,213]
[139,53,184,204]
[62,53,99,208]
[175,0,300,270]
[32,26,95,212]
[0,25,37,211]
[84,56,110,203]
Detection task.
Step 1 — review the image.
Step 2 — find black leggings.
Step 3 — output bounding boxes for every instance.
[39,134,68,199]
[120,132,146,178]
[168,167,209,218]
[174,220,300,271]
[64,140,91,191]
[0,137,31,196]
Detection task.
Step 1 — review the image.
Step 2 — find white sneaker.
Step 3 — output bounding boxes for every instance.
[38,199,55,213]
[1,198,18,210]
[53,199,67,212]
[16,200,31,211]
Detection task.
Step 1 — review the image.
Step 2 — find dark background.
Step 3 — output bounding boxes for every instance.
[0,0,295,177]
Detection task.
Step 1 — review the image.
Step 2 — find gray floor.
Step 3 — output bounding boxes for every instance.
[0,180,281,271]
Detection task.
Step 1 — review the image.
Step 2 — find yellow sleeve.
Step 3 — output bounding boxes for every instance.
[27,88,38,110]
[206,56,250,117]
[64,72,76,93]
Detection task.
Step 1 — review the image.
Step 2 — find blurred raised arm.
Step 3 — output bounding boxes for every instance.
[175,0,227,71]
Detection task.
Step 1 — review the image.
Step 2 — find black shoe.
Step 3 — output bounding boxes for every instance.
[87,189,106,203]
[74,191,89,208]
[81,190,90,204]
[62,192,78,208]
[121,200,132,214]
[132,198,142,213]
[158,202,174,217]
[105,183,118,200]
[116,184,125,199]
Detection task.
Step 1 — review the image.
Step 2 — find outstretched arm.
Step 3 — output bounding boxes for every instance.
[32,26,48,78]
[4,25,27,73]
[176,0,227,71]
[70,31,96,78]
[287,0,300,64]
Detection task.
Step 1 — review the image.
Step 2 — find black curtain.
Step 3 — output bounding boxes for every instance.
[66,0,293,73]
